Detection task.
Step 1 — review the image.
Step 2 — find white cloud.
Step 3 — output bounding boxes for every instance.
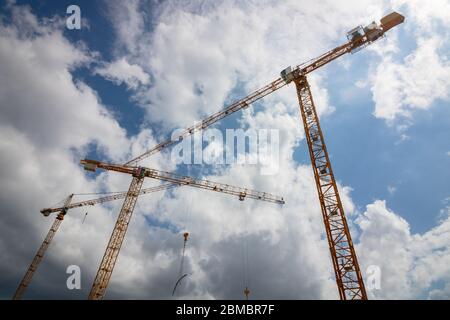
[94,57,150,90]
[0,10,129,159]
[355,79,368,89]
[357,200,450,299]
[429,282,450,300]
[393,0,450,34]
[106,0,145,55]
[371,37,450,124]
[387,185,397,195]
[368,0,450,128]
[150,161,341,299]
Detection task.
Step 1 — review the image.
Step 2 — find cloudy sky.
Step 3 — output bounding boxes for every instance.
[0,0,449,300]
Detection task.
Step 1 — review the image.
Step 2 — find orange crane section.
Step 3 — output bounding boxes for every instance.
[294,77,366,299]
[283,12,404,300]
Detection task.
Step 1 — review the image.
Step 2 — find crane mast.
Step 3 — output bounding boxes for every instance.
[13,194,73,300]
[294,76,366,299]
[89,174,145,300]
[281,12,404,300]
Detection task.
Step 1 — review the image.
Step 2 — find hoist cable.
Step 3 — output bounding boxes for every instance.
[172,274,188,296]
[82,212,88,224]
[241,204,251,300]
[172,233,190,296]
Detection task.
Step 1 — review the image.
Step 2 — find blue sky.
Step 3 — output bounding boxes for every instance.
[1,0,450,300]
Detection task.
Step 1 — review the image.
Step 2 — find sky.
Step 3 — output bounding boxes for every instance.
[0,0,449,300]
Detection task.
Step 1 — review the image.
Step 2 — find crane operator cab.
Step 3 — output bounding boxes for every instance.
[347,11,404,53]
[280,66,295,84]
[347,23,383,53]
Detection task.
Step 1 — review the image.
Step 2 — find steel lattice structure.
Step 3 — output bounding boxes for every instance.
[294,76,367,299]
[88,175,145,300]
[13,194,73,300]
[40,184,178,216]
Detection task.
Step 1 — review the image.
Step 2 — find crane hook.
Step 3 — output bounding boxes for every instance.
[82,212,88,224]
[244,287,250,300]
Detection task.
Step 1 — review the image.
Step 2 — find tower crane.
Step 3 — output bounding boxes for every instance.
[99,12,404,300]
[81,159,285,299]
[12,194,73,300]
[39,183,179,216]
[12,184,177,300]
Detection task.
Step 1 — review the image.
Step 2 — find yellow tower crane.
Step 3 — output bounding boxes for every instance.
[12,184,177,300]
[81,160,284,300]
[84,12,404,300]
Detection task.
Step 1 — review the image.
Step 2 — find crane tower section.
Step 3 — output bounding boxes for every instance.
[294,77,366,299]
[13,194,73,300]
[88,171,145,300]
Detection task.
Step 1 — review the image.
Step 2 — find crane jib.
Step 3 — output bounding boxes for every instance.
[80,159,285,205]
